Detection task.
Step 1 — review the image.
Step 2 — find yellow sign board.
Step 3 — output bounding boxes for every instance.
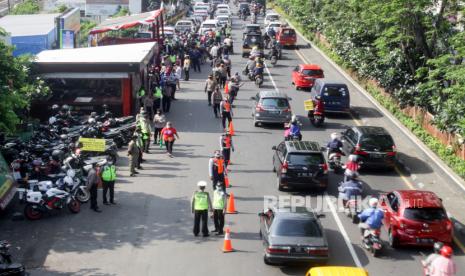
[79,137,106,152]
[304,99,314,111]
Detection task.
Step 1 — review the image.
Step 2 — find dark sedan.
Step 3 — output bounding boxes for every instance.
[259,207,329,265]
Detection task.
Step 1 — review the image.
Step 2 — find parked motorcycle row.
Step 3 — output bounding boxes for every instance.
[0,105,136,221]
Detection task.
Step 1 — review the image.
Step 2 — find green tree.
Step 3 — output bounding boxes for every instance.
[11,0,40,15]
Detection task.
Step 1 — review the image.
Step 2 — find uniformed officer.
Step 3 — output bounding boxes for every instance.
[137,111,151,154]
[212,184,227,235]
[127,135,140,177]
[191,181,212,237]
[220,131,234,167]
[208,151,227,192]
[101,157,116,205]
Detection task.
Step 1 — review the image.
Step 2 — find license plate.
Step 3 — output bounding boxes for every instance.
[299,173,310,177]
[416,238,434,244]
[294,247,304,253]
[370,153,383,158]
[269,111,280,114]
[314,115,321,120]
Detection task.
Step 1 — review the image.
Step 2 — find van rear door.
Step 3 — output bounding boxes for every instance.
[320,84,350,113]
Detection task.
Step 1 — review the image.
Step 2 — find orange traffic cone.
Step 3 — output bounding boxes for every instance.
[224,81,229,94]
[222,228,234,253]
[225,176,231,188]
[226,192,238,214]
[228,121,235,136]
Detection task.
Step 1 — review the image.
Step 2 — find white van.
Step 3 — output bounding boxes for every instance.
[198,20,220,35]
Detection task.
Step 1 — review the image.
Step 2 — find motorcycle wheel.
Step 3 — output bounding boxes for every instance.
[76,188,90,203]
[24,204,43,220]
[371,247,379,258]
[67,198,81,214]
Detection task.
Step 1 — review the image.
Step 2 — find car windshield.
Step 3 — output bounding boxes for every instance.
[288,153,324,166]
[274,218,322,237]
[267,15,279,21]
[244,35,262,45]
[246,26,260,32]
[323,86,347,97]
[281,29,295,36]
[403,208,447,222]
[239,4,248,9]
[302,69,323,76]
[177,22,191,26]
[360,134,394,151]
[202,24,216,29]
[260,98,289,108]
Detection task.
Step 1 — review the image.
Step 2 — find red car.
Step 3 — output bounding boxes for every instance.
[380,190,453,248]
[276,27,297,47]
[291,64,324,90]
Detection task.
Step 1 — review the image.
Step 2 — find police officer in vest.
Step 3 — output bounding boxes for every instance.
[208,151,227,192]
[101,157,117,205]
[220,131,234,168]
[137,111,151,154]
[191,181,212,237]
[127,135,140,177]
[220,95,233,131]
[212,184,227,235]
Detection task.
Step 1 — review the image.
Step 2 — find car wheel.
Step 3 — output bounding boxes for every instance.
[389,229,399,248]
[254,121,259,127]
[263,255,272,265]
[277,177,284,191]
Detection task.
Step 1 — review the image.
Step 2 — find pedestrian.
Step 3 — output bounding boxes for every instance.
[191,48,201,72]
[204,74,217,106]
[134,126,145,168]
[191,181,212,237]
[220,95,233,131]
[162,83,172,113]
[161,121,179,157]
[218,64,227,88]
[174,64,182,91]
[209,150,227,192]
[101,157,116,205]
[87,162,102,212]
[220,131,234,167]
[153,85,162,111]
[212,184,227,235]
[143,94,154,120]
[137,111,151,154]
[153,109,166,145]
[212,87,223,118]
[128,135,140,177]
[183,55,191,81]
[137,86,146,109]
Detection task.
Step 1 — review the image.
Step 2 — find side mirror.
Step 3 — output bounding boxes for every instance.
[258,212,265,217]
[250,96,256,100]
[317,213,326,218]
[272,146,277,150]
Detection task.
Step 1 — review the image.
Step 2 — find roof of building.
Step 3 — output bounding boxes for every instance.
[0,14,60,36]
[35,42,157,64]
[90,9,163,35]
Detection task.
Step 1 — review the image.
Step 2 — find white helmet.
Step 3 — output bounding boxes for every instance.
[197,181,207,187]
[369,197,379,208]
[66,169,76,178]
[291,115,297,123]
[348,154,358,162]
[49,116,57,125]
[64,176,74,186]
[330,132,338,140]
[88,118,96,124]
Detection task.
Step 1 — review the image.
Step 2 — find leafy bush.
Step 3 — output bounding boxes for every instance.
[11,0,40,14]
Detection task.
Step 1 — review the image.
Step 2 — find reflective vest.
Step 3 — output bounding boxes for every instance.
[194,191,209,210]
[138,119,149,139]
[214,158,224,174]
[138,89,145,97]
[170,55,176,63]
[223,136,231,149]
[224,101,231,112]
[213,190,225,210]
[102,165,116,181]
[154,87,162,98]
[136,135,143,148]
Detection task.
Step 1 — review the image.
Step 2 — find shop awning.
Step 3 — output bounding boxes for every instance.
[89,8,163,35]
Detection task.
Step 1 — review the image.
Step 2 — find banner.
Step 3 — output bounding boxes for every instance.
[79,137,106,152]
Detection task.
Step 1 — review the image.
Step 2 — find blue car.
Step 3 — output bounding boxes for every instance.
[310,79,350,113]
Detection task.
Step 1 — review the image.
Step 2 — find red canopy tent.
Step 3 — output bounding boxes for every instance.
[89,9,164,35]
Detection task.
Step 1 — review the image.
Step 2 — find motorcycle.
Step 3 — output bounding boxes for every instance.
[270,54,278,66]
[55,169,90,203]
[327,150,344,173]
[284,122,302,141]
[361,228,383,257]
[0,241,27,276]
[308,110,325,127]
[23,186,81,220]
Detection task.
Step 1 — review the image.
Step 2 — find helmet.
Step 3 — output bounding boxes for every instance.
[214,151,221,158]
[102,104,109,110]
[330,132,338,140]
[49,116,57,125]
[368,197,379,208]
[52,104,60,111]
[42,152,50,161]
[315,95,322,100]
[88,118,96,124]
[440,245,453,258]
[197,181,207,187]
[60,134,68,141]
[433,241,444,254]
[61,104,70,111]
[52,149,63,161]
[90,112,97,118]
[291,115,297,123]
[348,154,358,162]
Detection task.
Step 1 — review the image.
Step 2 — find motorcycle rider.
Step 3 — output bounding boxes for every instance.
[244,56,256,75]
[344,154,361,181]
[285,115,302,141]
[252,62,264,82]
[229,72,243,105]
[327,132,343,156]
[309,95,325,120]
[422,242,444,276]
[358,197,384,239]
[223,35,233,54]
[338,174,363,207]
[429,245,456,276]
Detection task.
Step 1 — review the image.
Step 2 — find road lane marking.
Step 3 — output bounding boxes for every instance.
[325,194,363,268]
[263,62,280,92]
[291,42,465,254]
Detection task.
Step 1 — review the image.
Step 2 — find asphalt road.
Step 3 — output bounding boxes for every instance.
[1,6,465,276]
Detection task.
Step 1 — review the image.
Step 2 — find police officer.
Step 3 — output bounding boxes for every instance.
[127,135,140,177]
[87,162,102,212]
[208,151,227,192]
[212,184,227,235]
[220,95,233,131]
[137,111,151,154]
[191,181,212,237]
[101,157,116,205]
[220,131,234,167]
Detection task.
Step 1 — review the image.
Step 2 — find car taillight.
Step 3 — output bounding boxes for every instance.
[446,220,453,231]
[354,144,368,156]
[306,247,328,256]
[386,145,397,156]
[266,246,290,254]
[320,163,328,174]
[256,104,264,112]
[281,161,288,173]
[282,108,291,113]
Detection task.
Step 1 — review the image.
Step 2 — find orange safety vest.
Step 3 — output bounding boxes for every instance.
[214,158,224,174]
[224,101,231,112]
[223,136,231,148]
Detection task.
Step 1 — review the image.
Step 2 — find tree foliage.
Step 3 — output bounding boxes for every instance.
[11,0,40,15]
[273,0,465,135]
[0,29,49,133]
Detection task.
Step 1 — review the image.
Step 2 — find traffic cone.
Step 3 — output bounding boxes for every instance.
[225,176,231,188]
[224,81,229,94]
[228,121,235,136]
[222,228,234,253]
[226,192,238,214]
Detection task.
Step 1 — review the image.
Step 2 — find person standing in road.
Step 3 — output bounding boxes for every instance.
[220,95,233,131]
[191,47,201,73]
[212,87,223,118]
[101,158,117,205]
[220,131,234,167]
[134,126,144,168]
[87,162,102,212]
[209,150,227,192]
[137,112,151,154]
[153,109,166,145]
[218,64,227,88]
[162,82,172,113]
[174,64,182,91]
[143,94,155,120]
[137,86,146,108]
[191,181,212,237]
[161,121,179,157]
[128,135,140,177]
[183,55,191,81]
[212,184,227,235]
[204,74,218,106]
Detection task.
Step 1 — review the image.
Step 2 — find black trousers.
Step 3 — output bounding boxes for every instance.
[193,61,201,72]
[165,140,174,154]
[102,180,115,203]
[162,96,171,112]
[154,127,163,144]
[219,76,227,88]
[213,103,220,117]
[207,90,213,104]
[213,209,225,233]
[222,112,232,129]
[153,98,161,111]
[212,174,225,191]
[170,84,177,99]
[193,210,209,236]
[184,68,190,81]
[222,148,231,166]
[90,184,98,210]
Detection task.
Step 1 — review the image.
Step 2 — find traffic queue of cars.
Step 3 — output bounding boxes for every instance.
[239,5,454,270]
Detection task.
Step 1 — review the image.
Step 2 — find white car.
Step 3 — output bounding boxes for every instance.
[264,13,280,26]
[265,21,282,34]
[216,4,230,11]
[198,20,220,35]
[215,8,231,17]
[175,20,195,33]
[215,15,230,27]
[194,10,209,21]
